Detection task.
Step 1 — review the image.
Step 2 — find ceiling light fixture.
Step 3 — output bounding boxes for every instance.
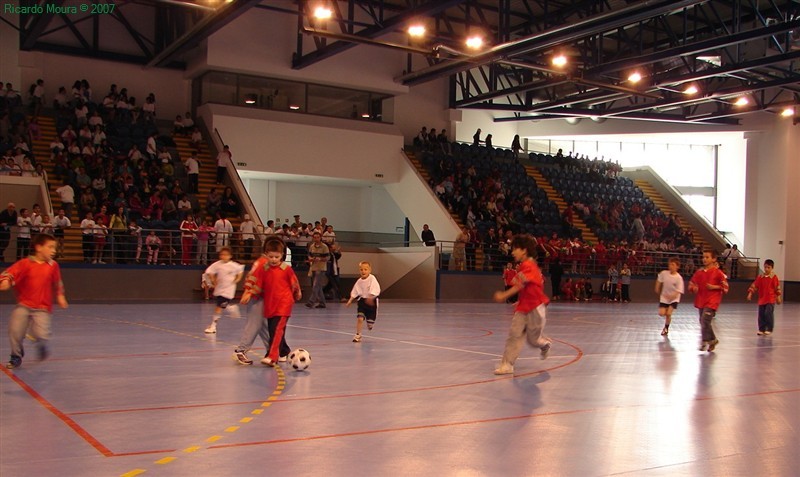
[289,105,300,110]
[465,36,484,49]
[628,72,642,83]
[734,97,749,106]
[313,6,332,20]
[683,85,699,95]
[551,54,568,67]
[408,25,425,37]
[780,107,794,117]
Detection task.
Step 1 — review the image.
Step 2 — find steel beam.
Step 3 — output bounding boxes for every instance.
[20,0,65,50]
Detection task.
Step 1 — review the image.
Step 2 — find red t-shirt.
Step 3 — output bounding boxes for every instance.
[503,268,517,287]
[514,259,549,313]
[1,258,64,312]
[247,261,299,317]
[749,274,780,305]
[690,267,728,310]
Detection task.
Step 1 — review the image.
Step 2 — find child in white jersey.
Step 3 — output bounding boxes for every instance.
[347,261,381,343]
[655,257,685,336]
[203,247,244,334]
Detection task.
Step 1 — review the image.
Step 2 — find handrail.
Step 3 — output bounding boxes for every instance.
[209,127,264,229]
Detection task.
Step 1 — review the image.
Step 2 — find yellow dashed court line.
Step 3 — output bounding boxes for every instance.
[225,426,240,433]
[155,457,176,465]
[184,446,201,453]
[120,470,146,477]
[240,417,253,423]
[206,435,222,443]
[251,409,263,415]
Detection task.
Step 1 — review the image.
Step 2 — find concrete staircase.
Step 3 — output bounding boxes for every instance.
[525,165,599,244]
[634,179,710,250]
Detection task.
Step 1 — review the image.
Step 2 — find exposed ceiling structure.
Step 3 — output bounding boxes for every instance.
[13,0,800,125]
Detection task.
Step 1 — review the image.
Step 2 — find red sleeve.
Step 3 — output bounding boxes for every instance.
[53,262,65,297]
[0,260,27,286]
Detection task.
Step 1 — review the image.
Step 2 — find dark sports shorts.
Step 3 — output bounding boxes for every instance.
[658,302,679,309]
[216,296,231,308]
[699,308,716,318]
[357,297,379,324]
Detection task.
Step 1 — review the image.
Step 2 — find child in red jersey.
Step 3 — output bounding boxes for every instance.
[747,259,782,335]
[502,262,518,304]
[234,237,296,365]
[240,237,301,367]
[688,249,729,352]
[1,234,68,369]
[492,234,552,375]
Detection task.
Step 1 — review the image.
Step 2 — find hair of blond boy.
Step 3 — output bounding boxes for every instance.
[668,257,681,266]
[358,261,372,269]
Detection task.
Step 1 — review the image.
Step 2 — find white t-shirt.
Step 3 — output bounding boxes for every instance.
[185,157,200,174]
[350,274,381,299]
[240,220,255,240]
[204,260,244,299]
[657,270,685,304]
[56,185,75,204]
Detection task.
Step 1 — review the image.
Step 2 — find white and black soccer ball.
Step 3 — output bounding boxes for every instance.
[289,348,311,371]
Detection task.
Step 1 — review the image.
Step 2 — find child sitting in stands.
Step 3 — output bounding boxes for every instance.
[561,277,576,301]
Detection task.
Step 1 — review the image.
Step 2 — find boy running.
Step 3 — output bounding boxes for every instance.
[347,261,381,343]
[655,258,684,336]
[688,249,729,352]
[1,234,68,369]
[492,234,551,375]
[203,247,244,334]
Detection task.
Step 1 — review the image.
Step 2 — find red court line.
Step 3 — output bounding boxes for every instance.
[209,386,800,450]
[1,367,115,457]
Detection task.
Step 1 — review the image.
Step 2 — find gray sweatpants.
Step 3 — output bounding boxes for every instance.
[500,304,550,367]
[8,305,51,357]
[235,298,270,353]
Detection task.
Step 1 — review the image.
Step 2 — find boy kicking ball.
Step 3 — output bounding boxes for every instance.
[492,234,551,375]
[347,261,381,343]
[1,234,68,369]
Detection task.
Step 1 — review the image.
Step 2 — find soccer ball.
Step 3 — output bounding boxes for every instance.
[289,348,311,371]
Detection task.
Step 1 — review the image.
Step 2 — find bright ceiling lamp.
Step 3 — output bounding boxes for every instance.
[465,35,484,49]
[408,25,426,37]
[780,107,794,117]
[313,5,332,20]
[552,54,568,67]
[683,84,699,95]
[628,71,642,83]
[734,96,749,106]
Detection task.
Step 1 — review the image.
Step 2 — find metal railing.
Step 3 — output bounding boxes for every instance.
[211,127,264,230]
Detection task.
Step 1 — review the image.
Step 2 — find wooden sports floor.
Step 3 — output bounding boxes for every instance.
[1,301,798,476]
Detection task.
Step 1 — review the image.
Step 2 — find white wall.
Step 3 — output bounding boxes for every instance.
[244,179,405,235]
[17,51,190,121]
[201,104,404,183]
[456,109,521,148]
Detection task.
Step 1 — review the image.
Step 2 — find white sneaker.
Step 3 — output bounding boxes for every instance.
[260,356,276,366]
[352,334,362,342]
[278,355,288,362]
[494,364,514,375]
[204,323,217,334]
[764,331,772,335]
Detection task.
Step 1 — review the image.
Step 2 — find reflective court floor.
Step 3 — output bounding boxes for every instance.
[1,301,798,477]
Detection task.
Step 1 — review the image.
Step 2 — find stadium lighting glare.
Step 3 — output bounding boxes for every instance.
[289,105,301,110]
[313,6,332,20]
[734,96,749,106]
[361,113,371,118]
[465,36,484,49]
[551,54,568,67]
[683,85,699,95]
[628,72,642,83]
[781,107,795,117]
[408,25,426,37]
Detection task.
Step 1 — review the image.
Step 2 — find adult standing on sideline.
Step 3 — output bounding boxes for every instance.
[549,258,564,300]
[240,214,256,260]
[421,224,436,246]
[214,212,233,252]
[306,231,330,309]
[216,145,231,184]
[0,202,18,261]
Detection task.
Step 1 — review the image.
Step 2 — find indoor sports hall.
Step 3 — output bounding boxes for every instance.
[1,1,799,476]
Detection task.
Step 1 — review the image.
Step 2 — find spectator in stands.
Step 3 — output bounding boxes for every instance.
[607,263,619,302]
[142,94,156,123]
[206,187,221,218]
[53,86,68,110]
[195,218,213,265]
[305,231,330,309]
[161,194,178,222]
[15,208,32,259]
[216,145,231,184]
[511,134,522,156]
[182,112,194,132]
[184,151,200,194]
[146,132,158,161]
[214,212,233,252]
[53,209,71,259]
[472,128,482,146]
[452,227,468,271]
[190,127,203,150]
[173,115,184,135]
[322,225,336,244]
[484,134,493,150]
[109,207,128,263]
[421,224,436,246]
[414,127,428,147]
[221,187,239,216]
[0,202,17,261]
[177,194,192,219]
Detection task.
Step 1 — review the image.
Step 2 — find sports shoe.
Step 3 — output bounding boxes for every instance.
[352,334,362,342]
[233,351,253,365]
[315,303,327,309]
[204,323,217,334]
[661,327,669,336]
[540,343,551,360]
[260,356,276,367]
[698,341,708,351]
[707,339,719,352]
[757,331,765,335]
[494,364,514,375]
[6,355,21,369]
[38,345,49,362]
[305,302,315,308]
[764,331,772,335]
[278,355,288,363]
[367,323,374,331]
